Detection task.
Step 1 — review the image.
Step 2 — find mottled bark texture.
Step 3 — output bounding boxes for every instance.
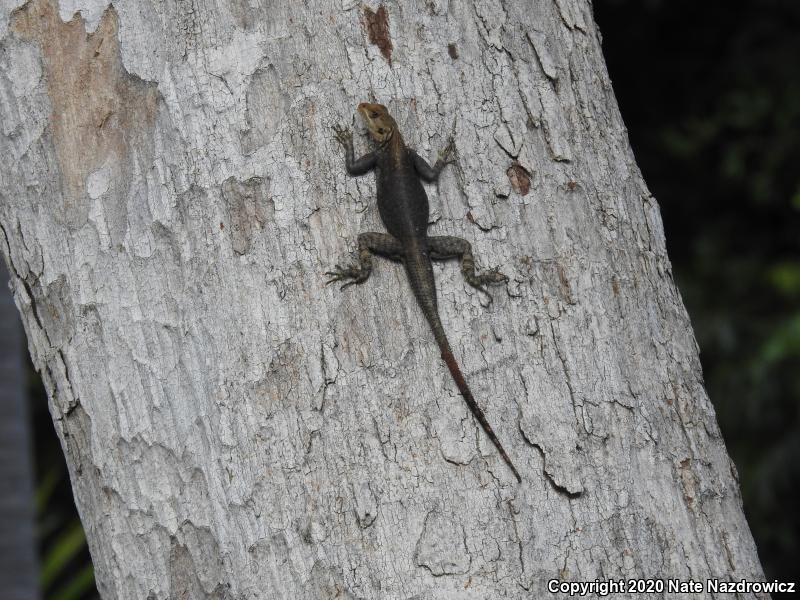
[0,0,766,598]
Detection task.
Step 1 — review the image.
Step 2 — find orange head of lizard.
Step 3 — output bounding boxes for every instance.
[357,102,396,144]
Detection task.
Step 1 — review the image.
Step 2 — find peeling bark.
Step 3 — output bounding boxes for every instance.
[0,0,767,598]
[363,5,393,65]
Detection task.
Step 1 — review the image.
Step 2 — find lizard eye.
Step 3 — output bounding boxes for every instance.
[370,112,379,118]
[377,128,385,134]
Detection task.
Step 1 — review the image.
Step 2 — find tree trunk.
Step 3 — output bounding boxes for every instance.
[0,0,768,598]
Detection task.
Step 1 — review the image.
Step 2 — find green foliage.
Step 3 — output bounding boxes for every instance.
[40,522,89,590]
[35,464,98,600]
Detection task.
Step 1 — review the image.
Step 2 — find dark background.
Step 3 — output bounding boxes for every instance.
[595,0,799,583]
[19,0,800,597]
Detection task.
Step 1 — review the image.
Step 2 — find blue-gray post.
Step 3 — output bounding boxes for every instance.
[0,263,40,600]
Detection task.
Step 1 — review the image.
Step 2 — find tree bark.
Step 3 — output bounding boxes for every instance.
[0,0,768,598]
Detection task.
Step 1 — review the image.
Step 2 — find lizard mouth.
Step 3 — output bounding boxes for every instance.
[356,103,376,123]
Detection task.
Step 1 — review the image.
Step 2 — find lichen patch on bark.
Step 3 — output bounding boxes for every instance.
[363,5,392,64]
[11,0,159,228]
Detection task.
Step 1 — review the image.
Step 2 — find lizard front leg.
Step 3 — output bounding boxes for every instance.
[411,138,456,183]
[325,232,404,289]
[333,125,377,176]
[428,236,507,301]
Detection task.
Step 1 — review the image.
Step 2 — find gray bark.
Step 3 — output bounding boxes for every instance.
[0,0,767,598]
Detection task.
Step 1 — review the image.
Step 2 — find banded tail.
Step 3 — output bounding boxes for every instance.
[405,249,522,482]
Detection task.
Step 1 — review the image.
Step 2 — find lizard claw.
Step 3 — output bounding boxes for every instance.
[325,265,345,285]
[332,124,353,147]
[325,263,365,288]
[484,268,508,284]
[466,267,508,302]
[438,137,457,165]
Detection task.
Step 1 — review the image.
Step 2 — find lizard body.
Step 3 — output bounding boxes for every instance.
[329,102,521,482]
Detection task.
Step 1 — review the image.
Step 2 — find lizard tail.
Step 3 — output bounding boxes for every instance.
[405,250,522,483]
[439,342,522,483]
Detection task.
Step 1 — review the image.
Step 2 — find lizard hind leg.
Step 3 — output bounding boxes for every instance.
[325,232,404,290]
[428,236,508,301]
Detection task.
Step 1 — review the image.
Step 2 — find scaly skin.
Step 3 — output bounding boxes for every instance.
[328,102,520,482]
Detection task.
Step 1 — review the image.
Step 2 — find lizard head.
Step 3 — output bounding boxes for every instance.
[357,102,396,144]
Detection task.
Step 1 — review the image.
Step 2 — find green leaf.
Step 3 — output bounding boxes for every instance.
[768,262,800,297]
[753,314,800,376]
[40,520,87,588]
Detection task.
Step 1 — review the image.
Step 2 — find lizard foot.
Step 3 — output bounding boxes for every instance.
[332,124,353,148]
[325,264,368,290]
[466,268,508,303]
[437,137,457,166]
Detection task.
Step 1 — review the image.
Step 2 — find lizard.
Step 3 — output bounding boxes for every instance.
[327,102,521,483]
